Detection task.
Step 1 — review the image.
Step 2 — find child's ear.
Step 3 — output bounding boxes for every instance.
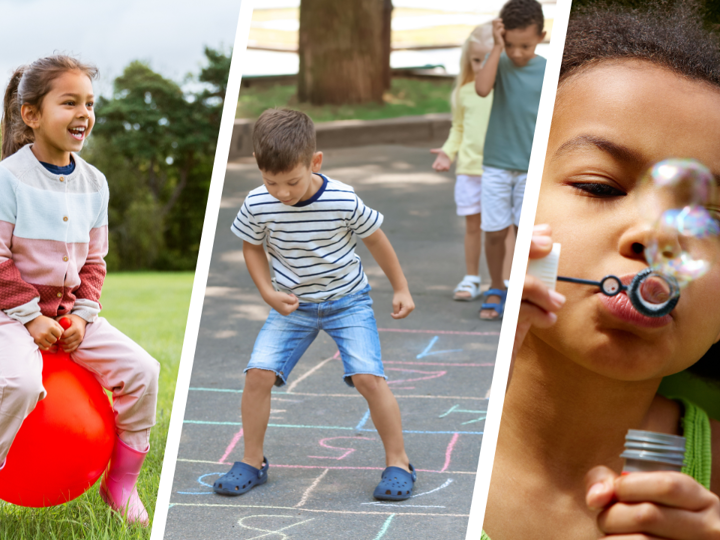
[20,104,41,129]
[311,151,323,172]
[539,30,547,43]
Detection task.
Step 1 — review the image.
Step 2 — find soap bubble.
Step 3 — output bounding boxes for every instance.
[637,159,720,307]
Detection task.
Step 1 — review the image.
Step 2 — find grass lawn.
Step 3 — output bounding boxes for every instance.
[0,272,193,540]
[237,77,453,122]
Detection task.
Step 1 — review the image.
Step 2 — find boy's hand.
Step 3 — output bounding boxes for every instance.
[492,18,505,47]
[243,241,299,316]
[25,315,64,351]
[430,149,452,172]
[585,466,720,539]
[56,314,87,353]
[263,290,299,316]
[361,229,413,319]
[391,289,414,319]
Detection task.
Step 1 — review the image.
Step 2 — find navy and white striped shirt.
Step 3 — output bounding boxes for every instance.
[231,173,383,302]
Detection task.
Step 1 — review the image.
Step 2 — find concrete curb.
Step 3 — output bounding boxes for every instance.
[229,113,452,160]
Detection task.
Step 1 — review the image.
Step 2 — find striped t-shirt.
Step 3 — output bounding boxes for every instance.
[231,173,383,303]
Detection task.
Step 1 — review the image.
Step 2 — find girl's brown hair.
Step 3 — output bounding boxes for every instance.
[1,55,98,160]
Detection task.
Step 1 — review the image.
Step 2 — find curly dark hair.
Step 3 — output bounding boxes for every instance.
[561,0,720,87]
[500,0,545,34]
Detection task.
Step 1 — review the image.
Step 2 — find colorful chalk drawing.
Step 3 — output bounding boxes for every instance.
[439,405,487,425]
[295,468,329,508]
[416,336,463,358]
[173,333,493,539]
[386,367,448,390]
[237,515,315,540]
[308,436,376,460]
[373,513,396,540]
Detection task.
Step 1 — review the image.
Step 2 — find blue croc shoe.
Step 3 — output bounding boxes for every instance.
[213,458,268,496]
[373,464,417,501]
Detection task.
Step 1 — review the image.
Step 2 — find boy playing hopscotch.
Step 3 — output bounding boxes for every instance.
[213,108,418,501]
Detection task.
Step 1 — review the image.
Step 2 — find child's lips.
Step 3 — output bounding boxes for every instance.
[597,274,673,328]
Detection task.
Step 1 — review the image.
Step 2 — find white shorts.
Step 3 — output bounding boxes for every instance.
[480,166,527,232]
[454,175,482,216]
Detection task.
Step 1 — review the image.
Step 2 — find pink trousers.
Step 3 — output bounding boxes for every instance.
[0,312,160,460]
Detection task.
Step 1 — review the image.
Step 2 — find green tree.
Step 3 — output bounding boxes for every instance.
[87,47,230,270]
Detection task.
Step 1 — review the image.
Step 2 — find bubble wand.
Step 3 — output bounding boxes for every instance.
[529,159,719,318]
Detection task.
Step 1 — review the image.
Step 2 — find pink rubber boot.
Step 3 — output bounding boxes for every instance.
[99,436,149,525]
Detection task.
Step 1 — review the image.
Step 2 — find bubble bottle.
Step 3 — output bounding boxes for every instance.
[620,430,686,474]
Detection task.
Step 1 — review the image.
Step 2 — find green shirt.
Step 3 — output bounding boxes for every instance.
[483,52,546,172]
[481,400,711,539]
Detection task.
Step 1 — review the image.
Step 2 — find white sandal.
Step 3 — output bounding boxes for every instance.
[453,275,482,301]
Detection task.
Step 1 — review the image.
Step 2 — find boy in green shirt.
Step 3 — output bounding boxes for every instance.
[475,0,546,320]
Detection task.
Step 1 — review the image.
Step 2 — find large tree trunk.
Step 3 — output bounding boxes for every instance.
[298,0,387,105]
[382,0,393,90]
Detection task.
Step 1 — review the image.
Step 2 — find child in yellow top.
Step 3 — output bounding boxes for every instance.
[431,24,494,301]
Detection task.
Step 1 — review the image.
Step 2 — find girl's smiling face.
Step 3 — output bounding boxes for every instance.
[21,69,95,166]
[534,60,720,381]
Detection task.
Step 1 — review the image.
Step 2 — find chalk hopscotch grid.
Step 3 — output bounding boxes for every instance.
[173,333,491,538]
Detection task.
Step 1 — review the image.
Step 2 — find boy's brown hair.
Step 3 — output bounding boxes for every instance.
[500,0,545,35]
[253,109,316,174]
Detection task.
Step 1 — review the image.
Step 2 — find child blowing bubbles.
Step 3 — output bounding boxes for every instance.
[215,109,417,500]
[431,24,493,302]
[482,3,720,539]
[474,0,546,320]
[0,56,159,525]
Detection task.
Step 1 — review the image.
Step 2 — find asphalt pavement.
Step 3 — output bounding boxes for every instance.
[164,143,502,540]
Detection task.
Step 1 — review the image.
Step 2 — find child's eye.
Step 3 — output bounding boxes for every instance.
[571,182,625,197]
[87,102,94,109]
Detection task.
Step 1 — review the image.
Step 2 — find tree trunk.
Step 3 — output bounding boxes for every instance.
[382,0,393,90]
[298,0,386,105]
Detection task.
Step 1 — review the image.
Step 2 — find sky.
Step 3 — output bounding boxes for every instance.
[0,0,243,96]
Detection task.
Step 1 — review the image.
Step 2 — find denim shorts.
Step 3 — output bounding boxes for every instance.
[245,285,384,388]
